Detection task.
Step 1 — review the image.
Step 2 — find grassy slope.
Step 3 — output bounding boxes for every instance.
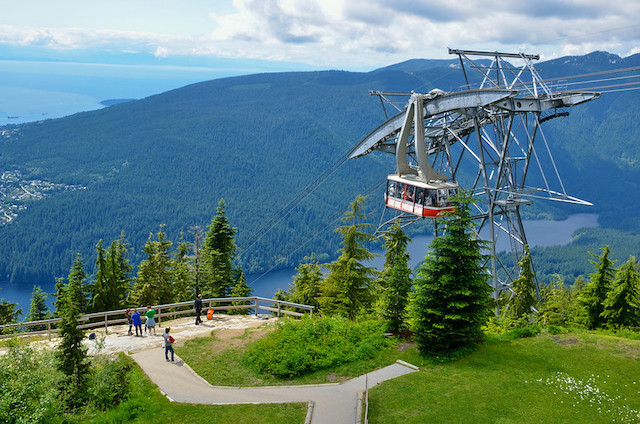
[91,326,640,423]
[368,332,640,423]
[84,359,306,424]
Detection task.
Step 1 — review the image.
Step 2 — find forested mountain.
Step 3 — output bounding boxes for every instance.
[0,51,639,288]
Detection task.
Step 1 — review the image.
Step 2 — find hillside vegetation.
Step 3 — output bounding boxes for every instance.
[0,51,639,289]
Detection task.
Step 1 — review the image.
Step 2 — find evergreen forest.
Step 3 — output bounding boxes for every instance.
[1,50,640,307]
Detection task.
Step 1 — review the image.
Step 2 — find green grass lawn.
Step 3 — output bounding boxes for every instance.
[176,324,411,386]
[367,332,640,423]
[82,361,307,424]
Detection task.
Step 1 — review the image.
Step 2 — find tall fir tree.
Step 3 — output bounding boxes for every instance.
[508,245,537,322]
[56,256,90,411]
[202,199,237,298]
[378,223,412,333]
[66,254,89,314]
[580,246,616,329]
[172,239,195,302]
[91,240,110,312]
[537,274,571,327]
[408,193,491,356]
[26,286,51,329]
[287,254,323,310]
[0,299,21,327]
[229,269,252,314]
[318,195,377,318]
[131,227,174,306]
[601,256,640,328]
[53,277,66,317]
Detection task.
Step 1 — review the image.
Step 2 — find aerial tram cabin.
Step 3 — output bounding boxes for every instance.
[386,174,457,218]
[381,92,460,218]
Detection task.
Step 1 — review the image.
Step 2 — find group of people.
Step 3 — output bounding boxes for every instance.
[120,294,209,363]
[125,306,157,336]
[123,306,175,361]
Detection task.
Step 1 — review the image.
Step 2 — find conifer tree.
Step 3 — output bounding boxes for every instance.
[53,277,66,317]
[0,299,21,327]
[91,240,109,312]
[202,199,237,298]
[580,246,616,329]
[537,274,570,327]
[66,254,89,314]
[56,256,90,410]
[379,223,412,333]
[408,193,491,356]
[601,256,640,328]
[288,254,323,310]
[318,195,377,318]
[26,286,51,328]
[509,245,537,322]
[172,240,194,302]
[229,269,252,314]
[131,227,174,305]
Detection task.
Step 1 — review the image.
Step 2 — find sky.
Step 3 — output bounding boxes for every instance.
[0,0,639,123]
[2,0,639,72]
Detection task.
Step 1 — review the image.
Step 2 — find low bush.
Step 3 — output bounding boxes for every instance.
[506,324,541,339]
[90,353,133,410]
[546,324,568,335]
[244,316,389,378]
[0,342,64,424]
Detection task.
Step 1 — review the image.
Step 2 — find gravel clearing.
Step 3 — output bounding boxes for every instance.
[1,314,277,356]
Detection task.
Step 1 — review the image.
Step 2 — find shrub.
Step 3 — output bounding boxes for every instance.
[507,325,541,339]
[90,353,133,410]
[0,342,64,424]
[546,324,568,335]
[244,316,389,378]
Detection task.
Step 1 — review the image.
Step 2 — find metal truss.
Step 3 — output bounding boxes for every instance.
[350,48,600,301]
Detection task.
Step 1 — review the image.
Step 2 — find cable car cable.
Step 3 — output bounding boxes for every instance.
[239,147,352,254]
[246,176,386,288]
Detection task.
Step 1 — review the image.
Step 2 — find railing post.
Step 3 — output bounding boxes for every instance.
[277,301,281,317]
[47,321,51,341]
[254,298,259,316]
[157,307,161,327]
[104,312,108,334]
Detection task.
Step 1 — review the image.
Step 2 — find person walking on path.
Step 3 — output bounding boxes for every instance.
[146,306,157,335]
[163,327,175,362]
[194,294,203,325]
[125,308,133,335]
[132,308,143,336]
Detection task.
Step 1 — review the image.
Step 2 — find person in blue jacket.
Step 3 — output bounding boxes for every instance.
[132,308,143,336]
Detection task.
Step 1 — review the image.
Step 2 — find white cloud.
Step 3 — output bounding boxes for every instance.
[0,0,638,70]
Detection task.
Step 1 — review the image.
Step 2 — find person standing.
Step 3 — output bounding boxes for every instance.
[132,308,142,336]
[194,294,203,325]
[125,308,133,335]
[146,306,157,335]
[163,327,175,362]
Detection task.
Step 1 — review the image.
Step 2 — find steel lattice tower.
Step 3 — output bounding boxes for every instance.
[349,49,600,305]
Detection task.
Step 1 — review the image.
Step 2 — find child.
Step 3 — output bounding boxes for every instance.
[125,308,133,335]
[163,327,175,362]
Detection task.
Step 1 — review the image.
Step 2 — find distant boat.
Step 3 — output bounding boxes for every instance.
[7,116,18,119]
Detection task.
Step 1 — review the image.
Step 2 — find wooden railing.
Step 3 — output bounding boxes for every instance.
[0,296,314,340]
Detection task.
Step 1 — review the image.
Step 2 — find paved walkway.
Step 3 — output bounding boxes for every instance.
[131,348,418,424]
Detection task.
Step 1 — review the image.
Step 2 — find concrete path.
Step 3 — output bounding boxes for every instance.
[131,348,418,424]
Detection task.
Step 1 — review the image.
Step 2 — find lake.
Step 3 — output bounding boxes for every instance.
[0,213,599,315]
[248,213,599,297]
